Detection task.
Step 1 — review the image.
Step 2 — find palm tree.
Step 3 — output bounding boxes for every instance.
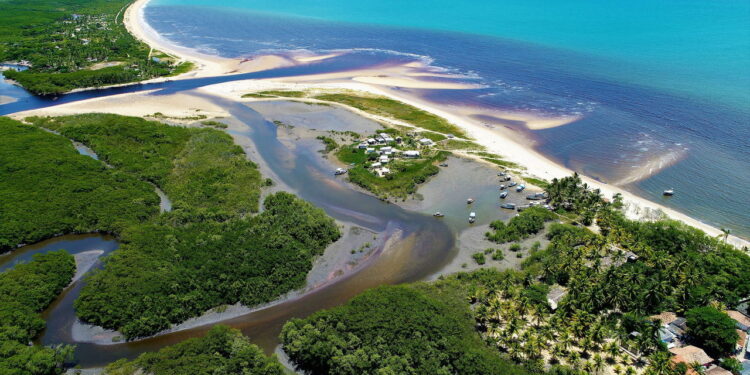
[593,354,605,375]
[625,366,637,375]
[720,227,730,243]
[645,350,673,375]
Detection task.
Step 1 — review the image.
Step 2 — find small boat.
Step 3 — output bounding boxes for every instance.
[500,191,508,199]
[663,189,674,196]
[499,184,506,190]
[469,212,476,223]
[516,184,526,192]
[439,163,449,167]
[433,212,445,217]
[508,181,517,187]
[334,168,347,175]
[500,203,516,210]
[497,172,506,177]
[526,192,545,200]
[467,198,475,204]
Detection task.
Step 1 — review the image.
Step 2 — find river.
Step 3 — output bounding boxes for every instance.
[1,76,532,367]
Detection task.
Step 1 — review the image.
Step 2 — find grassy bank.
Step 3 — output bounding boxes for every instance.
[0,0,189,95]
[0,117,159,252]
[243,90,468,138]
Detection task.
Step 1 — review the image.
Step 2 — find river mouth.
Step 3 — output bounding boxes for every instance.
[6,92,490,367]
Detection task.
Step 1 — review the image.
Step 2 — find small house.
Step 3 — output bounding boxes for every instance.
[358,143,368,149]
[367,138,376,145]
[706,367,733,375]
[403,150,420,158]
[370,162,382,168]
[650,312,679,326]
[669,346,714,368]
[376,137,385,144]
[727,311,750,332]
[376,167,391,177]
[659,327,678,348]
[365,147,375,154]
[419,138,434,146]
[380,146,393,153]
[668,317,688,337]
[736,329,747,356]
[546,285,568,310]
[379,155,389,164]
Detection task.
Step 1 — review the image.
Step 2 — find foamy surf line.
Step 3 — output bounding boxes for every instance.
[122,0,749,247]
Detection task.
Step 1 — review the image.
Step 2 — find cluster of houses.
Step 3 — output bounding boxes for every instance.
[650,310,750,374]
[355,133,434,177]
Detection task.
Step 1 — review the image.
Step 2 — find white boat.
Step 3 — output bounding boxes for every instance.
[663,189,674,196]
[469,212,476,223]
[433,212,444,217]
[467,198,475,204]
[334,168,347,175]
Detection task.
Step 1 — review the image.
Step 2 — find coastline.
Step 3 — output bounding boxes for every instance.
[36,0,750,250]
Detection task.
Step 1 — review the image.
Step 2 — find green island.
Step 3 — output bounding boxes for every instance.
[326,128,449,199]
[0,117,159,253]
[0,0,190,95]
[0,251,76,374]
[103,325,284,375]
[4,114,341,341]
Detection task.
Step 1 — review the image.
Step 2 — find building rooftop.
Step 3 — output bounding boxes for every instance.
[728,311,750,329]
[650,312,679,326]
[670,346,714,365]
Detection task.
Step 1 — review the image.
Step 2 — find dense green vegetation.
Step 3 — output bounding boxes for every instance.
[486,206,556,243]
[17,114,340,339]
[0,0,187,95]
[0,117,158,253]
[104,325,284,375]
[76,192,340,338]
[28,114,262,220]
[685,306,739,358]
[0,251,76,375]
[281,284,531,375]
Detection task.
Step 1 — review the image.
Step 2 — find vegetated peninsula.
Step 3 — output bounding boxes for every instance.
[282,175,750,375]
[7,114,340,340]
[103,325,285,375]
[0,0,191,95]
[0,251,76,374]
[0,117,159,252]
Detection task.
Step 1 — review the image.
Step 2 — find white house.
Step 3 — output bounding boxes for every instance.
[365,147,376,154]
[379,155,389,164]
[358,142,368,149]
[403,150,420,158]
[370,162,382,168]
[419,138,434,146]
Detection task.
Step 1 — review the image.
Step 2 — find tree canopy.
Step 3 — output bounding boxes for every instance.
[104,325,284,375]
[0,251,76,375]
[685,306,739,358]
[281,284,530,375]
[0,117,158,253]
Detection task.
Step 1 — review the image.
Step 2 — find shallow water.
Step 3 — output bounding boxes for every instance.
[3,94,492,367]
[140,4,750,237]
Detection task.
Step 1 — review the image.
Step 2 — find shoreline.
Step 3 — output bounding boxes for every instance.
[25,0,749,250]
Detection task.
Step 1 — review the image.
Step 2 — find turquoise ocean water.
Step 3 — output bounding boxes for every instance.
[139,0,750,236]
[156,0,750,110]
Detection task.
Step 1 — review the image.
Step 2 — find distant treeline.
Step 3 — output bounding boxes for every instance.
[0,0,187,95]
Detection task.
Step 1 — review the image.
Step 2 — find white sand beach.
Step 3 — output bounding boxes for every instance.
[72,0,749,249]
